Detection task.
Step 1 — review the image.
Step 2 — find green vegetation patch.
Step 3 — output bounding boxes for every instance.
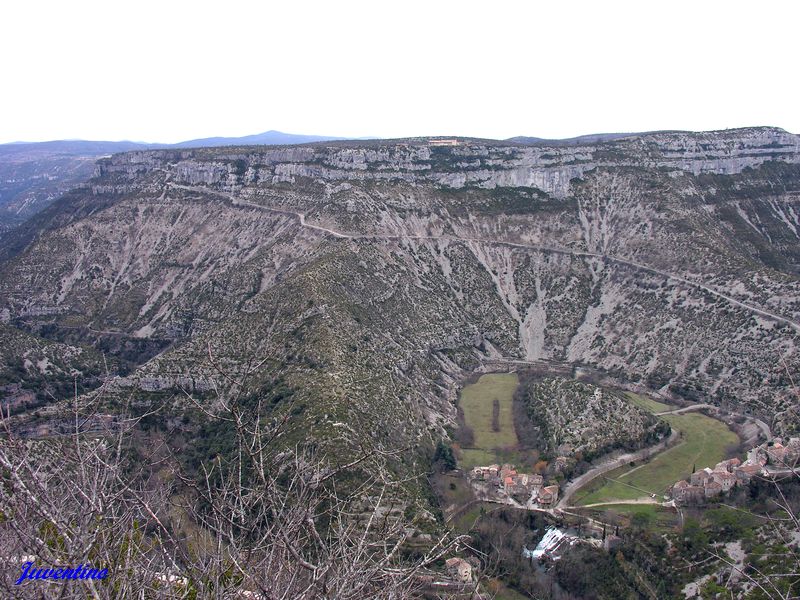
[451,501,496,534]
[577,412,739,504]
[460,448,498,469]
[624,391,672,413]
[591,503,661,517]
[587,503,679,532]
[458,373,519,469]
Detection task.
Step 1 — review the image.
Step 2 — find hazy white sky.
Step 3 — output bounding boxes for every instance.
[1,0,798,143]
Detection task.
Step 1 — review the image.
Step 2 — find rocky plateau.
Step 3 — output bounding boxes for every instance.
[2,127,800,458]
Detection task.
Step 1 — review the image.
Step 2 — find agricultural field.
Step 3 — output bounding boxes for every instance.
[450,501,501,534]
[457,373,520,469]
[624,392,672,414]
[576,411,739,505]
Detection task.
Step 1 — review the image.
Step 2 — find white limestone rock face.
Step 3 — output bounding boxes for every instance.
[4,125,800,447]
[94,127,800,199]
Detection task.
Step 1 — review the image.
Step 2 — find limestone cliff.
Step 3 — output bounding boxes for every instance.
[2,127,800,448]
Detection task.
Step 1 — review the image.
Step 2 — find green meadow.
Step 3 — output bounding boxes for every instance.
[576,405,738,505]
[458,373,520,469]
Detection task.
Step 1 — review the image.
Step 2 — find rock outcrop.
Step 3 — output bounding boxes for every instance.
[2,127,800,447]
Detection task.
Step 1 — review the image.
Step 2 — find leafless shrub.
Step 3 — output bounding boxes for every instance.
[0,386,176,598]
[0,349,467,598]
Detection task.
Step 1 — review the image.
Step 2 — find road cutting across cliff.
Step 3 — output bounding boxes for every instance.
[173,183,800,334]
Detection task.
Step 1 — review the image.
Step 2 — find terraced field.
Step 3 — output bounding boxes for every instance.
[458,373,520,469]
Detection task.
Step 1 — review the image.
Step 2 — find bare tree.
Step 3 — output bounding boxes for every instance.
[0,351,467,599]
[0,384,177,598]
[695,472,800,600]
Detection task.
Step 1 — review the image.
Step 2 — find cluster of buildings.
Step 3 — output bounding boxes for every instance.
[668,436,800,506]
[469,463,559,507]
[428,138,461,147]
[757,437,800,467]
[671,458,750,504]
[671,446,777,505]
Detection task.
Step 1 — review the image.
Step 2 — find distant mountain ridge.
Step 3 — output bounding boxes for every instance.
[506,128,796,146]
[1,126,796,238]
[0,140,159,155]
[171,130,351,148]
[0,130,354,154]
[5,126,794,154]
[0,131,358,234]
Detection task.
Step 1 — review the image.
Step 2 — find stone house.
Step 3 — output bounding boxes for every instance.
[747,447,768,467]
[671,480,706,505]
[506,473,543,497]
[714,458,740,472]
[429,139,460,147]
[734,463,762,484]
[704,481,723,498]
[684,484,706,504]
[538,484,560,507]
[712,470,736,492]
[690,468,714,486]
[486,475,502,488]
[671,480,689,503]
[500,464,518,480]
[767,443,788,466]
[672,480,689,494]
[445,558,472,583]
[471,465,500,480]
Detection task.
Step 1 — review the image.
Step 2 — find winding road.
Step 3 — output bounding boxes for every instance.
[655,403,717,416]
[174,184,800,333]
[579,498,660,508]
[655,403,772,441]
[556,428,680,509]
[172,183,787,513]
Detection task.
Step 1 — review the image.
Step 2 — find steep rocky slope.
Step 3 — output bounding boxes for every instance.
[2,127,800,453]
[0,323,108,411]
[0,133,352,237]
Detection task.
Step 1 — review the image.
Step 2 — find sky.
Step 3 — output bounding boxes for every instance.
[1,0,798,144]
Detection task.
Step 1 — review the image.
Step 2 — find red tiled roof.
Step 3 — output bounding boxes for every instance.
[737,464,761,474]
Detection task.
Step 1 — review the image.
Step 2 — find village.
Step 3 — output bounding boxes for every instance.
[670,436,800,505]
[440,373,800,595]
[465,435,800,514]
[467,463,560,509]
